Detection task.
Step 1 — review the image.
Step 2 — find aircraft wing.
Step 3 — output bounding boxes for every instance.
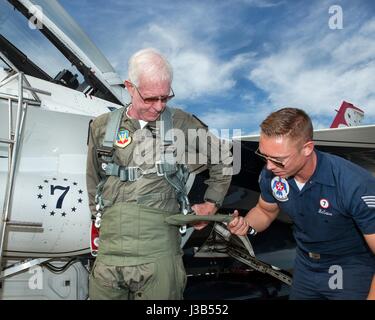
[237,124,375,175]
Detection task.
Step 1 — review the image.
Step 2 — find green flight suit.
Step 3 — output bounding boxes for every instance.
[86,105,232,300]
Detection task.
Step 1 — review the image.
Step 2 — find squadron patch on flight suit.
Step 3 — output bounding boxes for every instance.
[115,127,132,148]
[271,176,289,202]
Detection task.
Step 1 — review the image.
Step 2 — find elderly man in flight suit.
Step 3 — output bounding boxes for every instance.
[229,108,375,300]
[86,48,232,300]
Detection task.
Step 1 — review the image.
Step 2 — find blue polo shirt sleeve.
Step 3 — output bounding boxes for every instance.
[346,176,375,235]
[258,168,277,204]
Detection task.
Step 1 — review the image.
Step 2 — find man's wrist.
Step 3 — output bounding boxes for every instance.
[205,198,221,208]
[244,219,257,236]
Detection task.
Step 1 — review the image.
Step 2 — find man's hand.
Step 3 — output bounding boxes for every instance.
[228,210,249,236]
[367,275,375,300]
[191,201,218,230]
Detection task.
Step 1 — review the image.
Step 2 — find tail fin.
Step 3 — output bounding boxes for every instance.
[330,101,364,128]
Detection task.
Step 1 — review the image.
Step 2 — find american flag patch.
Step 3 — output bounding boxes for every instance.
[361,196,375,208]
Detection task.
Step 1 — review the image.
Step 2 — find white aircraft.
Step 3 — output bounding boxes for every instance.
[0,0,374,300]
[0,0,126,299]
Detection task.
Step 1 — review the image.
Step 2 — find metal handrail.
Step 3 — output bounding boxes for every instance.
[0,72,50,274]
[0,93,41,106]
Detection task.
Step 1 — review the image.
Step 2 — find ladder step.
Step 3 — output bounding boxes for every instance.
[6,220,44,233]
[0,138,15,145]
[1,258,52,279]
[23,85,51,96]
[7,220,43,228]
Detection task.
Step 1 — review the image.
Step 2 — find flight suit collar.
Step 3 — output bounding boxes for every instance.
[122,104,140,131]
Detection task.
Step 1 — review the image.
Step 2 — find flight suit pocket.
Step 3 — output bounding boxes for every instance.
[101,176,121,207]
[136,191,178,212]
[174,255,187,298]
[98,204,122,255]
[133,262,157,300]
[91,260,118,288]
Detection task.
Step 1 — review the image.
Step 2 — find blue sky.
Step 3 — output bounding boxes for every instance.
[3,0,375,134]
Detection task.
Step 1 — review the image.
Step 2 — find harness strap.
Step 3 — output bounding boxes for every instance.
[99,107,124,162]
[159,108,191,227]
[93,107,125,227]
[94,106,191,234]
[160,107,174,162]
[105,163,157,181]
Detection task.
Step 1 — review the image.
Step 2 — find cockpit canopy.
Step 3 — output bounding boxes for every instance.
[0,0,128,105]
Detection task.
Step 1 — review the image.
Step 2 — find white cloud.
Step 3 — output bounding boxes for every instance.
[104,4,253,101]
[199,105,270,134]
[241,91,258,105]
[171,50,252,99]
[248,5,375,120]
[59,0,374,129]
[236,0,284,8]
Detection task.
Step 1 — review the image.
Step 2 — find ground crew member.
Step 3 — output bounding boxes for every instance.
[229,108,375,299]
[86,48,232,300]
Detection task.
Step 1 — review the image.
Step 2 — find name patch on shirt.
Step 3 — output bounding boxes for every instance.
[318,198,334,216]
[318,208,333,216]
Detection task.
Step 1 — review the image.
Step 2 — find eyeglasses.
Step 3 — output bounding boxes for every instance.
[255,142,310,169]
[255,147,290,168]
[131,82,175,105]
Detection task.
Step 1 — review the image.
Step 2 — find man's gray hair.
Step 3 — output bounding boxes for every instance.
[128,48,173,86]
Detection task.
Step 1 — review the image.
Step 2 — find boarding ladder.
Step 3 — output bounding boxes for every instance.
[0,71,51,279]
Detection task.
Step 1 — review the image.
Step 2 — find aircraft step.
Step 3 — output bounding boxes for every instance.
[0,258,51,279]
[6,220,43,232]
[0,138,15,145]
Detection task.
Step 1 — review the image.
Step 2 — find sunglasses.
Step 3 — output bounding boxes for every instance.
[254,147,287,168]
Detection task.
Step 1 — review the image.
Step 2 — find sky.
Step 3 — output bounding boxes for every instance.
[2,0,375,135]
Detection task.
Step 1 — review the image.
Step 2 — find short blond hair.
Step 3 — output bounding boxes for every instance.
[260,108,313,143]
